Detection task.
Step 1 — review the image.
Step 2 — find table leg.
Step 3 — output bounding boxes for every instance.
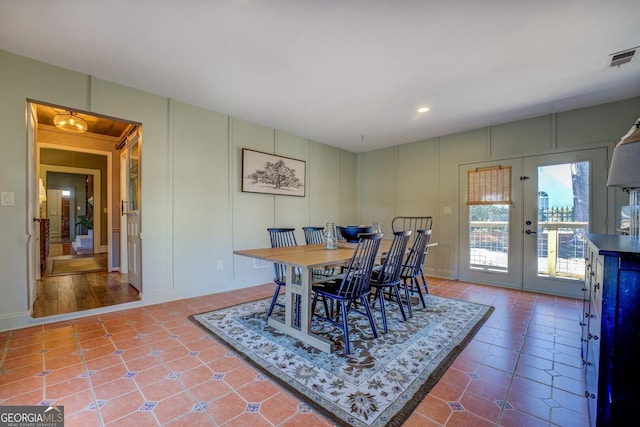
[298,268,311,334]
[267,265,334,353]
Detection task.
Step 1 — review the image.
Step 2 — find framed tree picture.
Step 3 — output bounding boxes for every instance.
[241,148,306,197]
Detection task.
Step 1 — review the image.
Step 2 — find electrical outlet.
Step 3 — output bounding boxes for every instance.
[217,260,224,270]
[443,206,452,215]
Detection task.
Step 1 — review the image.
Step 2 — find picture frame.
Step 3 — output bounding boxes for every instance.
[241,148,306,197]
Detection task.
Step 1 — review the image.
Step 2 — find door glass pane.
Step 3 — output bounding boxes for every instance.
[469,205,509,272]
[128,141,139,211]
[536,162,588,280]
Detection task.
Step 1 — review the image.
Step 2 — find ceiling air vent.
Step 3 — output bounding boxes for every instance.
[609,47,638,67]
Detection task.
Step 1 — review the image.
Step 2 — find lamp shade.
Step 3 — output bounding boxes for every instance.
[607,118,640,188]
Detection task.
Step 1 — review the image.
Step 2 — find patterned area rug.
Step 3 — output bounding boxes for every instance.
[191,294,493,427]
[50,256,104,275]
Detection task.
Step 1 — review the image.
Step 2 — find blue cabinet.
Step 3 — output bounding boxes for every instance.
[583,234,640,427]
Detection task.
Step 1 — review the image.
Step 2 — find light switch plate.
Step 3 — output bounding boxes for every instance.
[1,192,15,206]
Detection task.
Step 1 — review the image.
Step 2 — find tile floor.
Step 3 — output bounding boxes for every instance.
[0,278,591,426]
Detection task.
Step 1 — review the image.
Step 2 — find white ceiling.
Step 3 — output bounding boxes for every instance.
[1,1,639,153]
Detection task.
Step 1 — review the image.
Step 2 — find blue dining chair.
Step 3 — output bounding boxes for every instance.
[392,216,433,297]
[311,232,382,354]
[399,229,431,317]
[303,226,342,280]
[369,230,411,333]
[302,226,325,245]
[267,228,300,325]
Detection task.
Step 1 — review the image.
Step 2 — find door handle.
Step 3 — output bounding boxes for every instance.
[121,200,127,216]
[525,229,537,235]
[33,217,42,222]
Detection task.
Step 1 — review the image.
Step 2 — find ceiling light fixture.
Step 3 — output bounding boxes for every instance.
[417,107,430,113]
[53,112,88,133]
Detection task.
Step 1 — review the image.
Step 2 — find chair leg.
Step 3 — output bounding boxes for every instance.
[377,287,388,333]
[315,294,330,318]
[361,296,378,339]
[412,277,427,308]
[339,301,351,354]
[267,283,282,318]
[402,278,413,318]
[419,267,429,294]
[391,285,407,321]
[370,288,380,308]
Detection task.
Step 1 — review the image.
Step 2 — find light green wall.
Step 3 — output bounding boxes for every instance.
[358,97,640,279]
[1,47,638,331]
[0,49,357,330]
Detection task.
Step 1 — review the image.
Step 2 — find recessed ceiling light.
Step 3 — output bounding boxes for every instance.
[417,107,430,113]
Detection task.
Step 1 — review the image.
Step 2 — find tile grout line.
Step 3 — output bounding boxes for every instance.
[72,320,107,427]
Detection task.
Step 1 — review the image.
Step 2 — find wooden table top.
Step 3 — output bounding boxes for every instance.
[234,240,394,269]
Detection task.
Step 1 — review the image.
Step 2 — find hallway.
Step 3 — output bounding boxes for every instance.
[34,242,139,318]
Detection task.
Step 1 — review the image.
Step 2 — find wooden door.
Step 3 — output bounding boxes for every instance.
[61,196,70,240]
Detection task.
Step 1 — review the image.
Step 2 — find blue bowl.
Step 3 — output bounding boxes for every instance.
[337,225,374,243]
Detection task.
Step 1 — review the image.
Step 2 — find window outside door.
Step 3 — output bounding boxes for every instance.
[460,148,609,298]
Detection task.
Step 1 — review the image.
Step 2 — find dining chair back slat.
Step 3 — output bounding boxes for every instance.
[302,226,325,245]
[391,216,433,245]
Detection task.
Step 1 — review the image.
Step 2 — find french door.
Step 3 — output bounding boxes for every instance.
[460,148,609,298]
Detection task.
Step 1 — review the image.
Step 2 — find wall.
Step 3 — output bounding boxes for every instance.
[1,48,638,331]
[0,49,357,331]
[358,98,640,279]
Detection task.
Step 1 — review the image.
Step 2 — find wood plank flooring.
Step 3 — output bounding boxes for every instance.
[33,243,140,318]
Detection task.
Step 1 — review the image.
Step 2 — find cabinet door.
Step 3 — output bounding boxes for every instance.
[607,256,640,426]
[590,257,603,349]
[584,246,602,427]
[580,250,593,362]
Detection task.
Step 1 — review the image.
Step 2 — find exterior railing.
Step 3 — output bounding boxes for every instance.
[469,220,588,279]
[537,222,588,279]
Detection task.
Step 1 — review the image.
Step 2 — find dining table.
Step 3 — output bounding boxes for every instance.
[233,239,437,353]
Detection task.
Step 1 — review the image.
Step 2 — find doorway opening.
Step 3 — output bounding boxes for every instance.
[27,100,143,318]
